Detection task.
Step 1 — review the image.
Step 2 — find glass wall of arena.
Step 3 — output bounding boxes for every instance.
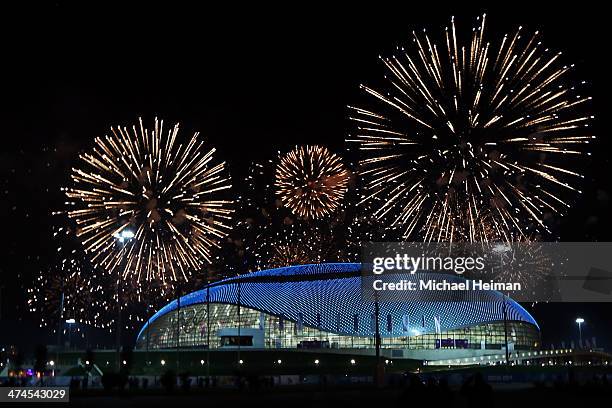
[136,303,540,351]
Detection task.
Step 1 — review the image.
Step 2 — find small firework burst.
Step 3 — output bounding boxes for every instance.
[254,225,347,270]
[275,145,350,220]
[483,241,554,296]
[26,225,118,330]
[268,242,316,269]
[27,258,95,329]
[348,14,594,242]
[63,117,234,284]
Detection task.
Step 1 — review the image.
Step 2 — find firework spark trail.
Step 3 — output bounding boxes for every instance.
[347,14,594,242]
[64,118,234,284]
[275,145,350,220]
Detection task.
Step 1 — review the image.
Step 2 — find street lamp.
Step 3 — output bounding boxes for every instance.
[113,229,134,371]
[575,318,585,347]
[113,230,135,242]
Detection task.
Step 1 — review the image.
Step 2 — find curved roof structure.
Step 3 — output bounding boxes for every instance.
[137,263,538,340]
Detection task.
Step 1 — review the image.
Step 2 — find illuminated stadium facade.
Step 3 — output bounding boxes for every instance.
[136,263,540,360]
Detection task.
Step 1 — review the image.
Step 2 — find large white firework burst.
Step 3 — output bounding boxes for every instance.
[64,118,234,283]
[348,14,594,242]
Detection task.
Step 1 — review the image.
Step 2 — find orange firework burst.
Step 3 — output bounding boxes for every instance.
[253,225,347,270]
[64,117,234,284]
[275,145,350,219]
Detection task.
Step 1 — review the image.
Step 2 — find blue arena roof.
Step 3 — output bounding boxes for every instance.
[137,263,538,340]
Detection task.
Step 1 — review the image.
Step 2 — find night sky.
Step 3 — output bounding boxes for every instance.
[1,2,610,351]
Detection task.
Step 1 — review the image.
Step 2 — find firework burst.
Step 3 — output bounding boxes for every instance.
[347,15,594,242]
[63,118,234,284]
[275,145,350,220]
[27,258,95,329]
[254,225,347,270]
[267,241,317,269]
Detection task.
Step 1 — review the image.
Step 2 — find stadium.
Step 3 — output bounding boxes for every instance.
[135,263,540,362]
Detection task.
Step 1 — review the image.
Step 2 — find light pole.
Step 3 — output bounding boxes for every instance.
[206,282,211,382]
[492,244,512,365]
[503,295,510,365]
[113,229,134,371]
[66,319,76,349]
[575,318,585,347]
[56,291,65,366]
[145,283,152,372]
[175,288,181,374]
[374,291,383,387]
[0,284,4,320]
[237,280,241,373]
